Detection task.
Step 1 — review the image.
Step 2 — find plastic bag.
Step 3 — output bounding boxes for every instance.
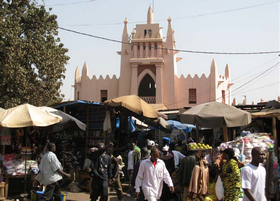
[215,176,224,200]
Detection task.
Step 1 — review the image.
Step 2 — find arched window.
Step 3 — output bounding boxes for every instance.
[138,74,156,97]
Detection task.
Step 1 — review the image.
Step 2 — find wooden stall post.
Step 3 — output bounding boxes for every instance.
[223,125,229,142]
[233,129,236,140]
[272,116,278,158]
[195,126,199,143]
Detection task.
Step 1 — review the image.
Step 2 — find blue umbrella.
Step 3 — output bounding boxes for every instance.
[167,120,195,133]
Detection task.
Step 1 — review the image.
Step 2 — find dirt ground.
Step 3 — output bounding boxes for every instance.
[5,183,135,201]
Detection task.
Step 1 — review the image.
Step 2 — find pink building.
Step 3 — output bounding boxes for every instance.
[73,6,233,109]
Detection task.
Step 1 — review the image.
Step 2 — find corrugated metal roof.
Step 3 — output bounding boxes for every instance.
[52,100,103,109]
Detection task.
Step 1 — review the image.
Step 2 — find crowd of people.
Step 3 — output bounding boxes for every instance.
[35,139,268,201]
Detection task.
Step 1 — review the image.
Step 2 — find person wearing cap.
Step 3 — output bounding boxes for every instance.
[147,140,155,157]
[161,145,175,174]
[135,147,174,201]
[160,146,175,201]
[188,151,209,200]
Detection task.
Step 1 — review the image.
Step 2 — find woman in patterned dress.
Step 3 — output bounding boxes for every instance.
[220,148,241,201]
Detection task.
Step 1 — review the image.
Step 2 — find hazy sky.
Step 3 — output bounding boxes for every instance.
[42,0,279,105]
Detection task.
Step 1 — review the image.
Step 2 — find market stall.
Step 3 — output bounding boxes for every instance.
[105,95,172,148]
[0,103,62,197]
[217,131,278,200]
[180,101,252,142]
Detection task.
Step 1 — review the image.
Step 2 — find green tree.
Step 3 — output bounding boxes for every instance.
[0,0,70,108]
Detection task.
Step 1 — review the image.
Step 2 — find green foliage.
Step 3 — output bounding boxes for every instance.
[0,0,70,108]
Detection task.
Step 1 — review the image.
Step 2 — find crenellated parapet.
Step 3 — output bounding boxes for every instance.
[74,63,119,102]
[175,59,233,108]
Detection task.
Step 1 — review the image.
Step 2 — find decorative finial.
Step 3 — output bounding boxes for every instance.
[124,18,128,24]
[167,16,171,22]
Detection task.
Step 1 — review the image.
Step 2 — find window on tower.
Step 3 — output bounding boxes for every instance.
[189,89,197,104]
[101,90,108,102]
[148,29,152,37]
[144,29,147,37]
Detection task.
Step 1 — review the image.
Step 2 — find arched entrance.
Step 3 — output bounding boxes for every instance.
[138,74,156,103]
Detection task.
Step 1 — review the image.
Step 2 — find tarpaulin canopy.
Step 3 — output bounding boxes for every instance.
[39,106,86,132]
[0,103,62,128]
[180,101,252,128]
[167,120,195,133]
[105,95,172,133]
[105,95,158,119]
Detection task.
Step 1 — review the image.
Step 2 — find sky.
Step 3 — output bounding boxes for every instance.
[41,0,279,105]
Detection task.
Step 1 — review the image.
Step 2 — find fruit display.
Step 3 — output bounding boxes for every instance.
[188,143,212,150]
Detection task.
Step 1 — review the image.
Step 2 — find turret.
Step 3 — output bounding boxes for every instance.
[162,17,178,108]
[165,17,175,49]
[118,18,132,96]
[75,66,80,82]
[210,59,217,76]
[210,59,218,101]
[82,62,88,77]
[147,6,153,24]
[225,64,230,78]
[122,18,129,43]
[131,29,135,39]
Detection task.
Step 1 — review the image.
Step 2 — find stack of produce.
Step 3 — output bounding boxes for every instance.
[189,143,212,150]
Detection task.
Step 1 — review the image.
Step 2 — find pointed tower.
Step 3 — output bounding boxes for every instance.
[210,59,218,101]
[225,64,231,105]
[74,66,81,100]
[75,66,81,84]
[162,17,178,108]
[225,64,230,78]
[118,18,132,96]
[82,62,88,77]
[165,17,176,50]
[81,62,89,100]
[147,6,153,24]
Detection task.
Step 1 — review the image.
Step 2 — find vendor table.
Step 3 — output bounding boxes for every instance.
[4,174,30,198]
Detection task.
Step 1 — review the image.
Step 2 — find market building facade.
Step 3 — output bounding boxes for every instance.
[73,6,233,109]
